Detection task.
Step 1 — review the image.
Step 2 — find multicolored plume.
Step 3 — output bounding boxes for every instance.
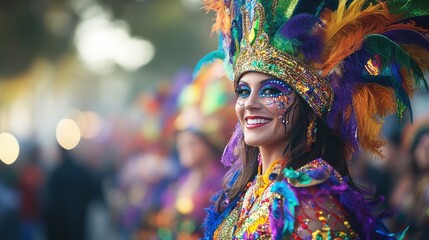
[200,0,429,158]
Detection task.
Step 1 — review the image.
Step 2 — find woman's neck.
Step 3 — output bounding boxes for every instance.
[258,147,286,174]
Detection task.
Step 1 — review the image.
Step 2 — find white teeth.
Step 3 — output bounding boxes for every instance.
[247,118,271,125]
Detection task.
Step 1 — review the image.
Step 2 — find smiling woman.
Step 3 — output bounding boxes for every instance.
[235,73,298,164]
[197,0,429,239]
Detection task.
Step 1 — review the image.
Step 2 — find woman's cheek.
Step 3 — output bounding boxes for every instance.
[268,95,290,111]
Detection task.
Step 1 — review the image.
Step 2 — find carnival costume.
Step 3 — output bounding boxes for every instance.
[197,0,429,239]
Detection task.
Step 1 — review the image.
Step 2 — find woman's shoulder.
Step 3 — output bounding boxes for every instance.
[280,158,342,188]
[271,158,405,239]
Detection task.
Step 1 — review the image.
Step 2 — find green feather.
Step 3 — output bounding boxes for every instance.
[272,37,300,57]
[193,50,225,78]
[363,34,428,91]
[363,34,429,122]
[259,0,299,36]
[386,0,429,19]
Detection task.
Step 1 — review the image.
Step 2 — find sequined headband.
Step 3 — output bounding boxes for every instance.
[233,3,334,116]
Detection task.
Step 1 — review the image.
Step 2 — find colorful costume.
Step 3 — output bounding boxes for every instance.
[197,0,429,239]
[205,158,405,239]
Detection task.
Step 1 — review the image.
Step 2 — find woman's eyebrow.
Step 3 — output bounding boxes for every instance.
[260,78,285,85]
[236,80,249,86]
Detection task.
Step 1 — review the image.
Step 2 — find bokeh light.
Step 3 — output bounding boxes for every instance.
[175,197,193,215]
[56,118,81,150]
[74,5,155,73]
[0,132,20,165]
[75,111,103,139]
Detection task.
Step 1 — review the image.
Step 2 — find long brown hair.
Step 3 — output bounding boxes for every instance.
[215,96,350,212]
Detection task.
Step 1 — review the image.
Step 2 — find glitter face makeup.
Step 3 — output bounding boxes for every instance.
[235,78,292,108]
[235,72,299,149]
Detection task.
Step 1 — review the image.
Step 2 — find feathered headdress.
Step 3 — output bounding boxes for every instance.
[199,0,429,159]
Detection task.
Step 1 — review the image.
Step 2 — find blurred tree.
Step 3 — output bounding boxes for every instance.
[0,0,216,85]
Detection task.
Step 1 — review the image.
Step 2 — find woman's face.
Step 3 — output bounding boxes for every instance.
[235,72,298,148]
[176,131,212,168]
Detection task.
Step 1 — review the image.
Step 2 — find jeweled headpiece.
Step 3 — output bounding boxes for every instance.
[234,3,333,116]
[199,0,429,157]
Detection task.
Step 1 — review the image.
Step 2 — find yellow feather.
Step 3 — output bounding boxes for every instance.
[323,0,392,44]
[318,0,396,75]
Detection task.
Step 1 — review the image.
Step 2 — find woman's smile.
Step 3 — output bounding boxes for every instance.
[245,116,272,129]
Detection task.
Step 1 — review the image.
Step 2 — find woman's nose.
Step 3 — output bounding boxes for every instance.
[244,91,262,110]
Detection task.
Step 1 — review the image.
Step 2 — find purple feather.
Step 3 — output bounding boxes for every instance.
[275,13,319,39]
[269,200,284,240]
[221,122,243,167]
[275,13,324,62]
[383,29,429,51]
[293,172,394,240]
[399,16,429,29]
[270,181,298,238]
[326,51,382,153]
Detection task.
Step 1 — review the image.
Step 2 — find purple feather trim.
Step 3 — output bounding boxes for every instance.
[292,173,397,239]
[221,122,243,167]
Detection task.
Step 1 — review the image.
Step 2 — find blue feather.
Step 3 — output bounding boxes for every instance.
[270,181,299,236]
[202,190,241,239]
[193,50,225,78]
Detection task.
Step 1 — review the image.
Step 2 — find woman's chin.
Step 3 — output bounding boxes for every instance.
[243,138,263,147]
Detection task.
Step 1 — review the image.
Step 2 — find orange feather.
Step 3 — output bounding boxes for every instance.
[400,67,415,97]
[318,0,397,75]
[401,44,429,70]
[353,84,396,156]
[203,0,231,34]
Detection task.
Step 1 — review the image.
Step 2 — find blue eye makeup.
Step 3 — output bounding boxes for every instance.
[235,78,293,107]
[258,79,292,98]
[235,83,251,99]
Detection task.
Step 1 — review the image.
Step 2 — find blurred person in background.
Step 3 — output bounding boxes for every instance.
[391,116,429,239]
[349,116,409,213]
[106,84,179,240]
[43,145,96,240]
[18,145,45,240]
[149,60,235,240]
[0,161,20,240]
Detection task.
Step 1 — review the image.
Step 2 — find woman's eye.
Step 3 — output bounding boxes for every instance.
[260,87,282,97]
[235,87,250,98]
